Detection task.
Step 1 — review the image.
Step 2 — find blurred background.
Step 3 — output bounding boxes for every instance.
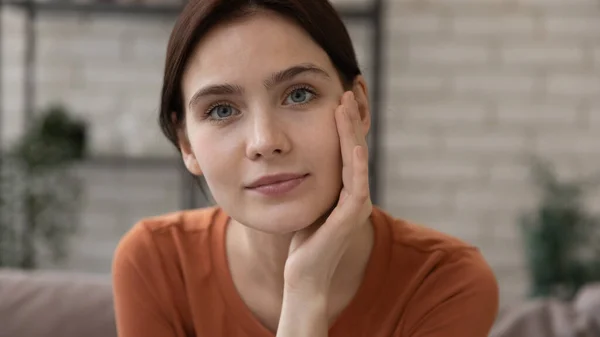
[0,0,599,335]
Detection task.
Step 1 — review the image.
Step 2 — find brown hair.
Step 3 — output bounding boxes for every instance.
[158,0,362,150]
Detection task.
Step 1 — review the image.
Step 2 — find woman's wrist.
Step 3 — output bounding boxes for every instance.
[276,289,329,337]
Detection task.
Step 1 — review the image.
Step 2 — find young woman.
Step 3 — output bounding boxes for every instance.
[112,1,500,336]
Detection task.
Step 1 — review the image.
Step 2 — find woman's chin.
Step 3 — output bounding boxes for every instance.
[216,187,340,234]
[250,212,320,234]
[239,201,335,235]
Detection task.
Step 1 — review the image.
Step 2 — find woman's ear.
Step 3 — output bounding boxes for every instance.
[351,75,371,135]
[173,112,203,176]
[180,138,203,176]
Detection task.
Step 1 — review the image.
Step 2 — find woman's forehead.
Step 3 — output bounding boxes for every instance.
[185,11,333,78]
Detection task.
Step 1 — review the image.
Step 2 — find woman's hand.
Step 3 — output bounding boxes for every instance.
[276,91,372,337]
[283,90,373,298]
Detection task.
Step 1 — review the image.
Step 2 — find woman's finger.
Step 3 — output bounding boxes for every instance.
[351,145,370,204]
[345,92,367,148]
[318,145,371,242]
[303,119,372,260]
[335,92,356,175]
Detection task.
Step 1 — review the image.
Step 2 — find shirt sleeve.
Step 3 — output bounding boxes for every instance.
[112,223,177,337]
[401,248,500,337]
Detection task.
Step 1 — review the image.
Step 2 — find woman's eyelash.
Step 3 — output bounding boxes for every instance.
[285,85,317,99]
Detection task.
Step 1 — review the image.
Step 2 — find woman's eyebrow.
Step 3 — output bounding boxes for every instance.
[189,84,244,110]
[188,63,331,110]
[264,63,331,90]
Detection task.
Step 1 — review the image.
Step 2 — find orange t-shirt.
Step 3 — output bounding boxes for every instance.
[112,206,499,337]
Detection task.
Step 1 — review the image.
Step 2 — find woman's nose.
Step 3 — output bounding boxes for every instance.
[245,115,291,160]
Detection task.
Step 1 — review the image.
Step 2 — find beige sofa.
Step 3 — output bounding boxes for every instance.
[1,268,599,337]
[489,284,600,337]
[0,269,116,337]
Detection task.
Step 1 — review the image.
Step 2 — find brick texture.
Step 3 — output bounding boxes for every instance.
[37,164,184,273]
[2,9,175,156]
[386,0,600,309]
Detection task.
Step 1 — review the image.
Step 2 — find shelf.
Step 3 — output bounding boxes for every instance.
[2,0,376,20]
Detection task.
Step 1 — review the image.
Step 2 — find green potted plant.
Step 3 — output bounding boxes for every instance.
[520,157,600,301]
[0,104,88,269]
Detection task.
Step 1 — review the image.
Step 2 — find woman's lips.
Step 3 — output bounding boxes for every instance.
[246,174,309,196]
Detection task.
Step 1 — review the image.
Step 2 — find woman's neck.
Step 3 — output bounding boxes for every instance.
[225,213,374,331]
[226,213,373,294]
[229,220,294,290]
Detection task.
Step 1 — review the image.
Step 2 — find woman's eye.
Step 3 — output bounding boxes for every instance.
[208,105,237,119]
[285,88,314,105]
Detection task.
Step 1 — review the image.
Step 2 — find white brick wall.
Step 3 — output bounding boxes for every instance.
[2,9,175,156]
[501,43,585,68]
[36,164,184,273]
[495,101,581,127]
[1,9,26,148]
[397,100,489,126]
[389,73,447,96]
[535,131,600,156]
[385,0,600,308]
[408,42,491,67]
[542,14,600,37]
[394,157,484,182]
[547,73,600,97]
[451,15,536,38]
[591,100,600,125]
[453,73,538,97]
[443,130,530,155]
[390,13,443,36]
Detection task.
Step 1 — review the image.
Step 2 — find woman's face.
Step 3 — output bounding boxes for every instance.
[180,10,352,234]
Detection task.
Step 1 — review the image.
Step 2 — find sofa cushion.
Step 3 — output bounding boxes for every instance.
[573,283,600,337]
[489,298,577,337]
[0,268,116,337]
